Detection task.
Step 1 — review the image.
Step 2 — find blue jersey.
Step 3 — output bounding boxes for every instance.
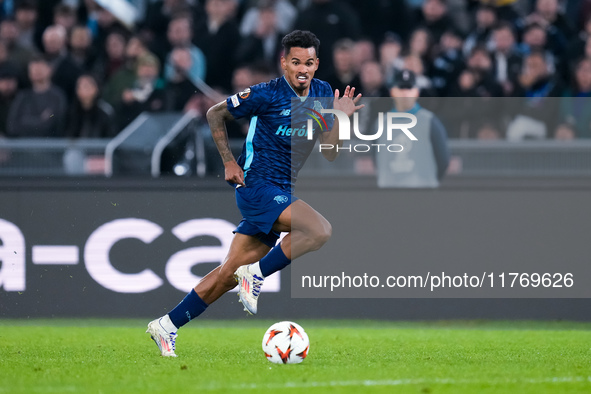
[226,76,334,192]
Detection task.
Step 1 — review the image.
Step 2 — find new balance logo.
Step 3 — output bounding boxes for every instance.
[279,109,291,116]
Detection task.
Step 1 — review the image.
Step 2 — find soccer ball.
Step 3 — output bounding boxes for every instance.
[262,321,309,364]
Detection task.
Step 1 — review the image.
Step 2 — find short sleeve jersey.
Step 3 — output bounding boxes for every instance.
[226,76,333,192]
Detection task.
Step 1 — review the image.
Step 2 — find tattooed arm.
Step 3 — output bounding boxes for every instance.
[206,100,245,186]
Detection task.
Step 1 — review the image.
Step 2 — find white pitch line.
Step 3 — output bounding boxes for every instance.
[4,376,590,393]
[200,376,591,391]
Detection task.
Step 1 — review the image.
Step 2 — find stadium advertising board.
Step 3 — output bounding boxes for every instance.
[1,183,591,320]
[0,189,283,318]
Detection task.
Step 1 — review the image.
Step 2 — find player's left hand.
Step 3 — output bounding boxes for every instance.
[333,86,364,117]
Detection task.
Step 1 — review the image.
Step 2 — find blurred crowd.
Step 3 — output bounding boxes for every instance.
[1,0,591,141]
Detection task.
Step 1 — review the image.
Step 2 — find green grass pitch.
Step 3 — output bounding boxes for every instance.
[1,319,590,393]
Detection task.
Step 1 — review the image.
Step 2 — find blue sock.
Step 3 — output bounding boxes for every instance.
[168,289,208,329]
[259,245,291,277]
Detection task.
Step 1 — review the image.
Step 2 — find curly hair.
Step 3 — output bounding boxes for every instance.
[281,30,320,57]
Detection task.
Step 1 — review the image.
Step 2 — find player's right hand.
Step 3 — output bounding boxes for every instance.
[224,161,245,187]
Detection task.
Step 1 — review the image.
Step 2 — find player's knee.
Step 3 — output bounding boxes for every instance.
[309,220,332,251]
[320,220,332,244]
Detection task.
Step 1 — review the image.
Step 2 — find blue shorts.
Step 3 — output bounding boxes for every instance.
[233,184,297,248]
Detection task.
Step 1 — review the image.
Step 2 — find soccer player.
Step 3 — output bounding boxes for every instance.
[147,30,363,357]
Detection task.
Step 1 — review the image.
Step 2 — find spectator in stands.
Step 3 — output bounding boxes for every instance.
[556,57,591,138]
[446,67,505,139]
[358,60,390,136]
[235,1,283,72]
[524,0,573,40]
[431,28,465,96]
[491,22,523,96]
[42,24,82,100]
[143,0,195,37]
[103,34,153,109]
[468,0,519,23]
[141,0,202,60]
[415,0,458,40]
[13,0,38,51]
[0,18,36,79]
[66,73,116,138]
[0,63,19,137]
[508,50,563,140]
[194,0,240,92]
[407,27,433,68]
[359,60,389,97]
[53,3,77,34]
[117,53,166,130]
[231,64,255,94]
[553,122,576,140]
[517,21,563,74]
[165,47,202,111]
[69,25,98,72]
[463,4,497,57]
[400,54,436,96]
[464,45,504,97]
[444,68,484,138]
[518,22,549,56]
[93,29,128,83]
[164,14,206,90]
[6,55,67,137]
[513,50,563,98]
[566,16,591,66]
[92,4,128,55]
[248,60,278,84]
[378,33,404,87]
[294,0,362,79]
[353,38,376,73]
[438,45,506,139]
[348,0,413,44]
[240,0,297,36]
[324,38,362,93]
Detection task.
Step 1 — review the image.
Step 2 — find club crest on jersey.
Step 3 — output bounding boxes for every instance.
[239,88,251,99]
[274,195,289,204]
[313,100,323,112]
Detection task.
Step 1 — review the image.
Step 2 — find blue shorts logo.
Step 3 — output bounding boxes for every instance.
[274,195,289,204]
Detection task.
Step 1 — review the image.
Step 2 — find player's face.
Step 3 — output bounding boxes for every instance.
[281,47,319,95]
